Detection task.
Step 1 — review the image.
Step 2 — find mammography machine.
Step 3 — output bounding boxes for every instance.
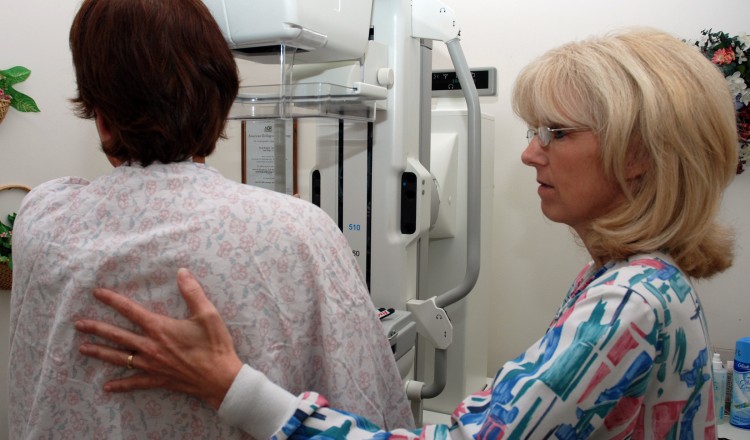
[203,0,494,422]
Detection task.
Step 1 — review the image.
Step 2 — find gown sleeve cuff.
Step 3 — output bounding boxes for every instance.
[218,364,300,439]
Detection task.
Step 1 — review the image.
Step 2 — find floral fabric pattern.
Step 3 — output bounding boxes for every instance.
[271,254,717,440]
[9,162,413,439]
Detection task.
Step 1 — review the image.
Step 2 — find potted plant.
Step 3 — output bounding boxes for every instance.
[694,29,750,174]
[0,66,41,123]
[0,213,16,290]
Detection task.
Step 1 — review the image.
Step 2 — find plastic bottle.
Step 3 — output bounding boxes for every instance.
[730,337,750,429]
[713,352,727,423]
[727,360,734,418]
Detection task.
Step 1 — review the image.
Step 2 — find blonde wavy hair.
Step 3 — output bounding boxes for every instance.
[512,28,737,278]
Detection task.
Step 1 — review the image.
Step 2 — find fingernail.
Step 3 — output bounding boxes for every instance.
[178,267,193,280]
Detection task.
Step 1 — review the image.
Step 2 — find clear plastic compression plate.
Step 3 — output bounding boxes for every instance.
[228,82,378,122]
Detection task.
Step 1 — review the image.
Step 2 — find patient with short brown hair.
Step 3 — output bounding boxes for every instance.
[8,0,413,438]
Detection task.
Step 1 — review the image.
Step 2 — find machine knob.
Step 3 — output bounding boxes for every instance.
[377,68,395,87]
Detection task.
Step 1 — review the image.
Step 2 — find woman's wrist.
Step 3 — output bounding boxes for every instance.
[218,364,299,438]
[205,355,244,409]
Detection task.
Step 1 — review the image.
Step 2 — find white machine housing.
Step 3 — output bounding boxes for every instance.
[203,0,373,63]
[204,0,491,421]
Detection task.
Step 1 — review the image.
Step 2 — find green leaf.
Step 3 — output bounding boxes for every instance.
[0,66,31,87]
[7,88,40,112]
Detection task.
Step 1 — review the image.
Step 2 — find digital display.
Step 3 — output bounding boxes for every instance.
[431,68,496,97]
[432,70,489,91]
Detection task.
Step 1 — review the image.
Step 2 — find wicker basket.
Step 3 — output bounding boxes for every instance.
[0,97,10,124]
[0,184,32,291]
[0,263,11,291]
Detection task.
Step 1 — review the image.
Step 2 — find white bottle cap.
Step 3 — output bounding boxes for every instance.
[713,352,723,369]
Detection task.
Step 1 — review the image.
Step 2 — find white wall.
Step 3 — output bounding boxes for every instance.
[1,0,749,437]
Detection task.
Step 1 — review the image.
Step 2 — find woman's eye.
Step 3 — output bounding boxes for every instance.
[552,130,566,140]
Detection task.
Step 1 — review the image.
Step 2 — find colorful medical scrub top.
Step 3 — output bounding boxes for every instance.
[264,253,717,439]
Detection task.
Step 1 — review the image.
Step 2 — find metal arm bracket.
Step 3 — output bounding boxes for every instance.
[406,296,453,349]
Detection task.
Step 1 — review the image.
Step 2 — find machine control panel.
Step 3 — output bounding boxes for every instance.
[432,67,497,97]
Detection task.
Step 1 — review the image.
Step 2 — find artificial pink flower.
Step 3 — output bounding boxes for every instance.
[712,47,736,64]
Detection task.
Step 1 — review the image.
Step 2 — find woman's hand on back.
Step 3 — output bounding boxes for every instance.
[75,268,243,409]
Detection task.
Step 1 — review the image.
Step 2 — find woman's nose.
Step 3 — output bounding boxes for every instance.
[521,137,545,167]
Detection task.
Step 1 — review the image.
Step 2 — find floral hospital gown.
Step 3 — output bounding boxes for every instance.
[9,162,414,439]
[216,253,718,439]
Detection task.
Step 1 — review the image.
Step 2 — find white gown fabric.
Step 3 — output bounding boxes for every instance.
[9,162,414,439]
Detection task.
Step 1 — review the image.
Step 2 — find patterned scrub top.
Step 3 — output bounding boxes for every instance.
[9,162,414,439]
[251,254,717,439]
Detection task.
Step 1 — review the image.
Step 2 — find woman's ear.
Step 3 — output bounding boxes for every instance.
[95,112,123,167]
[625,158,649,180]
[95,112,112,144]
[624,144,651,180]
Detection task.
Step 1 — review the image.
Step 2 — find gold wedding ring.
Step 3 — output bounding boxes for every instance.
[127,352,135,370]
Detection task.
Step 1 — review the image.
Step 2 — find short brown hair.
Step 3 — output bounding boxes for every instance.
[69,0,239,166]
[512,28,737,278]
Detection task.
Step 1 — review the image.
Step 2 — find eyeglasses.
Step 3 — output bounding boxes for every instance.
[526,126,588,147]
